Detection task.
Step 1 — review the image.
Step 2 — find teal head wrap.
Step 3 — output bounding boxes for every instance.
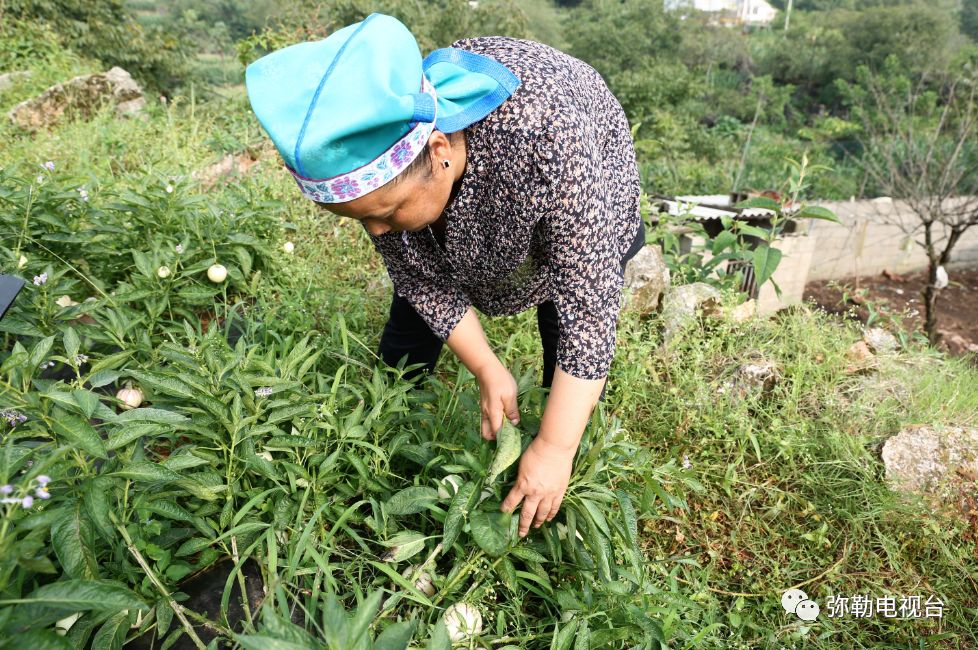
[245,13,520,203]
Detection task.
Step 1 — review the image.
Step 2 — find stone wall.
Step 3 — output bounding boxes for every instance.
[803,196,978,281]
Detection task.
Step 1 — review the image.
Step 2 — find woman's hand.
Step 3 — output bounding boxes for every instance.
[474,360,520,441]
[501,436,574,538]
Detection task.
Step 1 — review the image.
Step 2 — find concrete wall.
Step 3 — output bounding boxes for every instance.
[803,196,978,281]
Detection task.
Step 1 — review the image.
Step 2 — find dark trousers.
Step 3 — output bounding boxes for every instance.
[378,218,646,402]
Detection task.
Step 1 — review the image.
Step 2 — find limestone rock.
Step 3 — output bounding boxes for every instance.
[863,327,898,354]
[622,244,670,315]
[193,152,261,190]
[881,425,978,499]
[726,299,756,324]
[660,282,721,347]
[718,359,779,400]
[846,341,874,363]
[0,71,31,92]
[939,330,978,355]
[8,66,144,130]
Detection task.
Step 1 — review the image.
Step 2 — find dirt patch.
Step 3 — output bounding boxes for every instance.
[804,266,978,359]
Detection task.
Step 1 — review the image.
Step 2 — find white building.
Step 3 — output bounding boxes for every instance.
[664,0,778,26]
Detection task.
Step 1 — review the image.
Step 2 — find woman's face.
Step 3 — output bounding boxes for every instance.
[321,132,462,236]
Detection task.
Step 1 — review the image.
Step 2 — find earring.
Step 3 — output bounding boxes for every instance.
[442,160,451,169]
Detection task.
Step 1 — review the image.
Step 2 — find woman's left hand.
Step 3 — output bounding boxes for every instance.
[500,436,575,538]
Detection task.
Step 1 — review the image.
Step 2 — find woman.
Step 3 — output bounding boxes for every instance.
[246,13,645,540]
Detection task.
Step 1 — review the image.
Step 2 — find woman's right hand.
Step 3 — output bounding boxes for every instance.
[475,360,521,441]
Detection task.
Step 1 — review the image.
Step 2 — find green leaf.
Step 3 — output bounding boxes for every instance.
[711,230,737,255]
[128,371,195,400]
[426,618,452,650]
[552,620,579,650]
[380,530,427,563]
[51,413,107,460]
[91,611,128,650]
[497,556,518,591]
[110,461,182,483]
[132,251,155,279]
[793,205,839,222]
[84,477,115,541]
[470,508,513,557]
[156,602,174,639]
[734,196,780,211]
[71,389,101,419]
[18,579,148,612]
[375,620,416,650]
[63,327,80,363]
[510,545,548,564]
[143,500,195,523]
[87,369,121,388]
[52,508,99,580]
[0,629,72,650]
[175,537,213,558]
[386,487,439,516]
[751,245,783,288]
[106,423,162,451]
[348,590,384,647]
[114,408,188,424]
[443,481,476,552]
[236,638,311,650]
[736,224,771,240]
[487,420,522,484]
[28,336,56,372]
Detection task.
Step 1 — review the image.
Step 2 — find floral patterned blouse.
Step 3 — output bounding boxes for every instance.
[368,36,642,381]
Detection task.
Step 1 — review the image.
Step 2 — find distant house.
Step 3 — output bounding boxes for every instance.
[664,0,778,26]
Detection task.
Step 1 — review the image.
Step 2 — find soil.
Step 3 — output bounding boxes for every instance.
[803,266,978,360]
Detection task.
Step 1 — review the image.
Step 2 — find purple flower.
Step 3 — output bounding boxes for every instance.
[682,454,692,470]
[43,161,55,172]
[330,179,361,200]
[33,273,48,286]
[0,485,12,495]
[2,410,27,427]
[21,495,34,508]
[254,386,273,398]
[36,475,51,486]
[390,141,414,168]
[35,487,50,500]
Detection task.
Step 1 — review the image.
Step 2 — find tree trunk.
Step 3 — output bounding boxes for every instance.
[923,265,940,345]
[922,220,940,345]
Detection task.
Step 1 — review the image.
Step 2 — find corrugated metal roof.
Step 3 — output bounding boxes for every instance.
[649,193,785,222]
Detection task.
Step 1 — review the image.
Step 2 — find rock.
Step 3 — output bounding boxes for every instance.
[725,299,756,324]
[881,425,978,500]
[939,330,978,355]
[8,66,144,130]
[660,282,721,347]
[193,152,261,190]
[862,327,898,354]
[846,341,874,363]
[0,71,31,92]
[717,359,779,399]
[622,244,670,315]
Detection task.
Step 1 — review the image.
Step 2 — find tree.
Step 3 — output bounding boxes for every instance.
[962,0,978,41]
[836,55,978,342]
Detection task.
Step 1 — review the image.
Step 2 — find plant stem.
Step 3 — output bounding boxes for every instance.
[115,521,209,650]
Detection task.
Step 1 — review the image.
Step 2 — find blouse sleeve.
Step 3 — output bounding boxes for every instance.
[533,107,624,381]
[368,232,472,342]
